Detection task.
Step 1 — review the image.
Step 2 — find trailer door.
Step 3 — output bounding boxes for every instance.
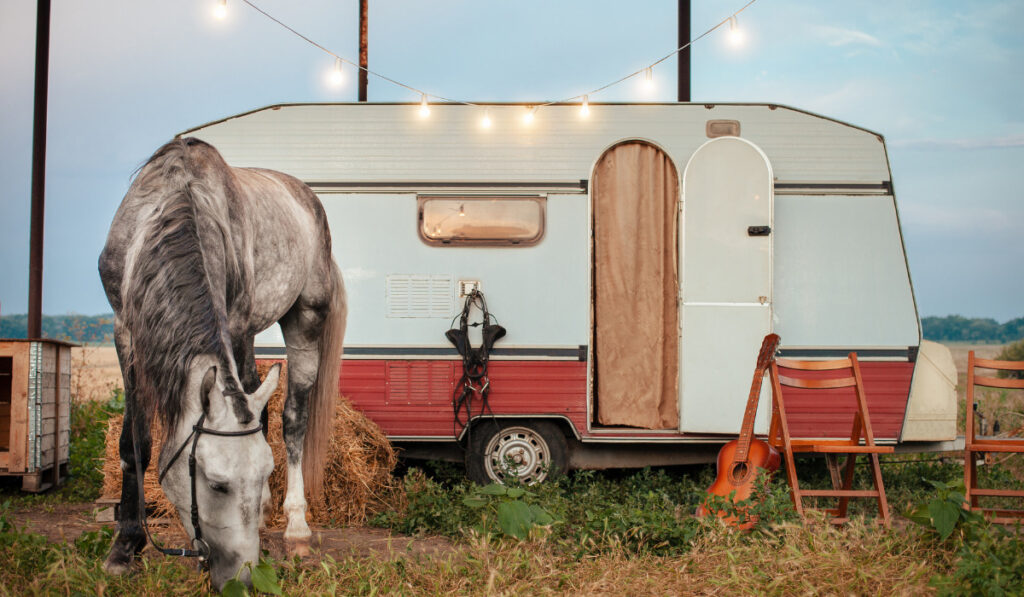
[679,137,774,434]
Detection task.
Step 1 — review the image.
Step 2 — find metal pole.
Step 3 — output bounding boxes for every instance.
[28,0,51,339]
[678,0,691,102]
[358,0,368,102]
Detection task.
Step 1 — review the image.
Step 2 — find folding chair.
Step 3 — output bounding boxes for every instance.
[964,351,1024,523]
[767,353,892,526]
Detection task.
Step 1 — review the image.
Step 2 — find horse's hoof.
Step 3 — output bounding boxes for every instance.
[102,554,132,576]
[285,539,311,558]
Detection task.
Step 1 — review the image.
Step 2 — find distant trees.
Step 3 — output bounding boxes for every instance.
[922,316,1024,344]
[0,313,114,344]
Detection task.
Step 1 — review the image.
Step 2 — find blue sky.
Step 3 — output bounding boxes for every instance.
[1,0,1022,320]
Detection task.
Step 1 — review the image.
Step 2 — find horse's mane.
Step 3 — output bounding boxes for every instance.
[122,138,248,436]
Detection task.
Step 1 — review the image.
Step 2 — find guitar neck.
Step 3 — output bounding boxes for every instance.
[733,373,764,461]
[733,334,779,462]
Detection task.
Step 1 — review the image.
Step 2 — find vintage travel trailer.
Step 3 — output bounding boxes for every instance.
[182,102,958,483]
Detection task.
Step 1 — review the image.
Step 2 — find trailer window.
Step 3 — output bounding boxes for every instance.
[418,196,545,246]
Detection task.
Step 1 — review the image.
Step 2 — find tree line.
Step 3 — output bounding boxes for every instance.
[921,315,1024,344]
[0,313,1021,345]
[0,313,114,344]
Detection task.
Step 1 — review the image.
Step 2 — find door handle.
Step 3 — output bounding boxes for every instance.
[747,226,771,236]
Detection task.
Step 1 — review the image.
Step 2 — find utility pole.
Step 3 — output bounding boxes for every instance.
[678,0,690,102]
[358,0,368,102]
[28,0,51,338]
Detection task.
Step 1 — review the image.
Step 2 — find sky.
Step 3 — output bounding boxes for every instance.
[1,0,1022,321]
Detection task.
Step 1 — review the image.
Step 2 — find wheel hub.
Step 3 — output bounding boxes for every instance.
[484,426,550,484]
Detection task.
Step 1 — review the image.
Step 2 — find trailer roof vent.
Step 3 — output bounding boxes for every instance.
[386,274,454,318]
[706,119,740,138]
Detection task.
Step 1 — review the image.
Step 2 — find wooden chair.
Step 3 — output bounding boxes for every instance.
[964,351,1024,523]
[767,353,893,526]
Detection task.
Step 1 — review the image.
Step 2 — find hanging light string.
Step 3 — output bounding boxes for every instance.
[232,0,761,109]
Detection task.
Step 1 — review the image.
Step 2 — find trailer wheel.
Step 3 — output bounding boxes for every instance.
[466,421,568,485]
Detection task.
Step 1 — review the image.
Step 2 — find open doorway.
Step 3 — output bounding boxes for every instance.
[591,141,680,429]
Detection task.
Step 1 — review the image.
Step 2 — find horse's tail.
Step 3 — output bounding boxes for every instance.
[303,260,347,497]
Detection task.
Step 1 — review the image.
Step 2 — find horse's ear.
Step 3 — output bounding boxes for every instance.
[199,366,220,418]
[250,363,281,411]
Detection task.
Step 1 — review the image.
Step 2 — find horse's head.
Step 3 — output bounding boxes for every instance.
[159,362,280,590]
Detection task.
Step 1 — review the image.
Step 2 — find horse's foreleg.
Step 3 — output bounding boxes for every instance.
[233,336,273,529]
[103,371,150,574]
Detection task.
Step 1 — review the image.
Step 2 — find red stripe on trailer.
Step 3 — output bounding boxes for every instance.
[339,360,588,438]
[255,358,913,441]
[776,361,914,440]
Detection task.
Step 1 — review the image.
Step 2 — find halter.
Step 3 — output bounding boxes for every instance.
[132,412,263,563]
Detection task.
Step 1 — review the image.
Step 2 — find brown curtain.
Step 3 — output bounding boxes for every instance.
[593,142,679,429]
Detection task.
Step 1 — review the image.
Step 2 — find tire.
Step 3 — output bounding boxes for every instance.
[465,420,569,485]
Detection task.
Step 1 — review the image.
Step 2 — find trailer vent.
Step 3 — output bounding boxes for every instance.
[706,119,740,138]
[386,361,455,405]
[386,274,454,318]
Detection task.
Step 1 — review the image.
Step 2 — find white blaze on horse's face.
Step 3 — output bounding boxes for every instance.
[161,364,279,590]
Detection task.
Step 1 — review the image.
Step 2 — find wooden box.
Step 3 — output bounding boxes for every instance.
[0,339,74,492]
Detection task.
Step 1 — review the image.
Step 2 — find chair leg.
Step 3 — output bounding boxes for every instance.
[837,453,857,519]
[963,451,973,511]
[782,450,804,518]
[868,453,890,527]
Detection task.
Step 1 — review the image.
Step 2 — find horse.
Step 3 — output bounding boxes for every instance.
[98,137,346,589]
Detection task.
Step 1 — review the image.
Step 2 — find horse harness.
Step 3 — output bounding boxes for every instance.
[131,412,263,564]
[446,290,506,445]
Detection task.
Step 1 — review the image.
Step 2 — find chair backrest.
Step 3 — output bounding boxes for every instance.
[771,353,876,444]
[967,351,1024,443]
[968,352,1024,391]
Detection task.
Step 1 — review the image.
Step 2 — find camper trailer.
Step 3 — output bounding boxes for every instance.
[182,102,958,483]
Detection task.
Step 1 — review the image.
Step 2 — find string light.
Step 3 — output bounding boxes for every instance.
[227,0,761,114]
[523,106,538,124]
[641,67,655,93]
[728,16,744,46]
[329,57,344,86]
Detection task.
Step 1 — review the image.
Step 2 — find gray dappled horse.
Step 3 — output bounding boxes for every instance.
[98,138,346,589]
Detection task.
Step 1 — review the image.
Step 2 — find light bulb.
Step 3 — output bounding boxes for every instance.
[213,0,227,19]
[419,94,430,118]
[643,67,655,92]
[458,204,466,217]
[523,106,537,124]
[728,16,744,46]
[580,95,590,117]
[481,110,492,129]
[329,58,344,86]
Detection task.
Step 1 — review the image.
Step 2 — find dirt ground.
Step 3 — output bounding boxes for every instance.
[10,502,453,562]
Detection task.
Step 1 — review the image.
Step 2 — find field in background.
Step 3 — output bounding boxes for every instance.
[70,346,123,402]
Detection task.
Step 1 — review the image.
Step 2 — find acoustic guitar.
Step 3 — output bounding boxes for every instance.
[696,333,782,528]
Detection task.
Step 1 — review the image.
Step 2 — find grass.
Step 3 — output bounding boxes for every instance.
[3,385,1024,595]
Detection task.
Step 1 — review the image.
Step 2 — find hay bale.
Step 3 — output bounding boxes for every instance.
[101,362,402,527]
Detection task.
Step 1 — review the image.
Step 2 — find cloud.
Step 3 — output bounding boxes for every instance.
[813,25,884,48]
[891,133,1024,150]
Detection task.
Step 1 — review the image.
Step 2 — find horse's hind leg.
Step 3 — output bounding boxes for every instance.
[278,303,327,555]
[104,323,151,574]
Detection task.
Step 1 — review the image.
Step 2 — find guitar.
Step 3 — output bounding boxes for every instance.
[696,333,782,528]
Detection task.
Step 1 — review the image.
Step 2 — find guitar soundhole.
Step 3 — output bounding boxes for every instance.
[729,462,750,484]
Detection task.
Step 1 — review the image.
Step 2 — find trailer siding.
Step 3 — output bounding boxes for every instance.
[185,104,890,185]
[333,358,910,441]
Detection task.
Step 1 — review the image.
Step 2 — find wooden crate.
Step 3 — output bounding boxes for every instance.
[0,339,74,492]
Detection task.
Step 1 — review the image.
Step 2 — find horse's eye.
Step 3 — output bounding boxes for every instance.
[210,482,230,494]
